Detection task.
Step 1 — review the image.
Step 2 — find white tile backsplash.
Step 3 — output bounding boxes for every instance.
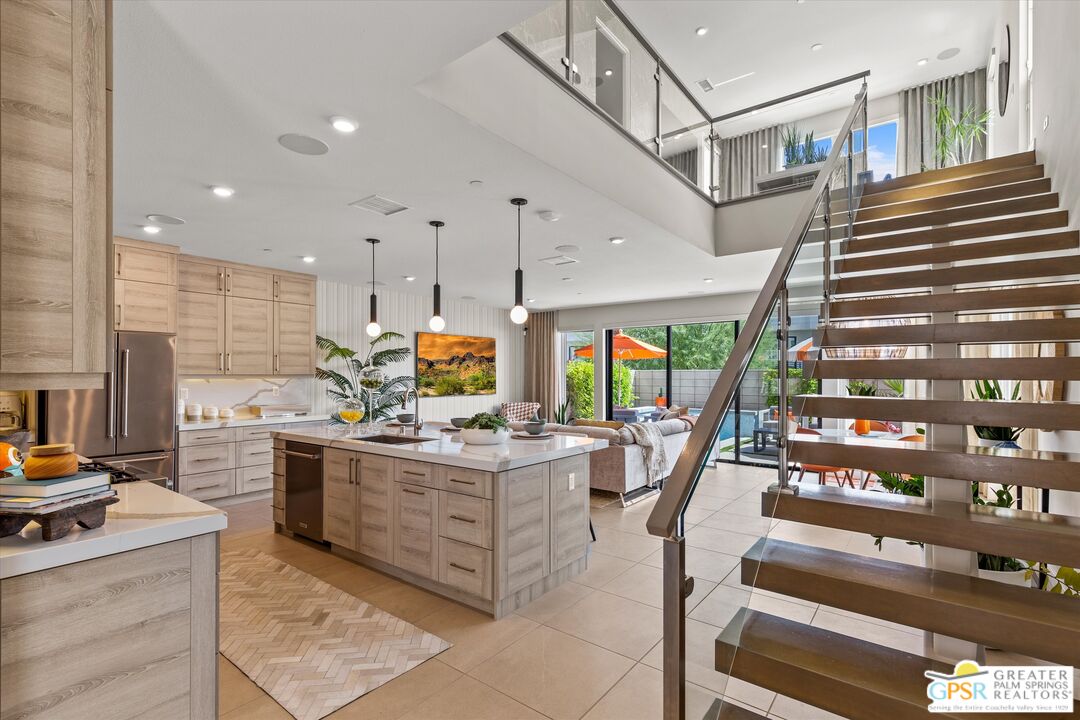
[178,376,315,416]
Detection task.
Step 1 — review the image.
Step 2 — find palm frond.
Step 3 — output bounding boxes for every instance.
[370,347,411,367]
[314,367,353,394]
[381,375,416,391]
[369,331,405,346]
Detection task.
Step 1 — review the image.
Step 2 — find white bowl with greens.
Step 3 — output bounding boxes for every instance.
[459,412,510,445]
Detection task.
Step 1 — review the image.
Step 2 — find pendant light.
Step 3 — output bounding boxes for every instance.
[509,198,528,324]
[428,220,446,332]
[365,238,382,337]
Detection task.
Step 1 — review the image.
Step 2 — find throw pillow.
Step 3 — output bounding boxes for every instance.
[572,418,625,430]
[500,401,541,422]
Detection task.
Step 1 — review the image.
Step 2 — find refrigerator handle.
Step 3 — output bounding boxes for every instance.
[105,370,116,438]
[120,348,131,438]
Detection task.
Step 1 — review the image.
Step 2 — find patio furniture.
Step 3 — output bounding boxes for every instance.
[790,427,854,487]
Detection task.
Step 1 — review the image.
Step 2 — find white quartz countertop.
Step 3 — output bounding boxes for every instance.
[178,413,330,431]
[273,424,608,472]
[0,482,227,579]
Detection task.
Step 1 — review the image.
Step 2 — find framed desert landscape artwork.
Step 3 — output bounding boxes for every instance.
[416,332,496,397]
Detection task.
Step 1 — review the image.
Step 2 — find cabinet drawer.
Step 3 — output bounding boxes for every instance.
[438,492,493,549]
[437,465,493,499]
[439,538,492,600]
[236,424,281,441]
[273,506,284,524]
[237,464,273,494]
[179,428,232,446]
[238,438,274,467]
[181,469,234,501]
[396,458,436,488]
[178,443,234,474]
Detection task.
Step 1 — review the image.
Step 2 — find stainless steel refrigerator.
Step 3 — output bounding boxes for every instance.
[44,332,176,489]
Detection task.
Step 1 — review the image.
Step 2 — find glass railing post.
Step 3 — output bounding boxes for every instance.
[777,286,791,490]
[822,186,832,326]
[662,535,686,720]
[861,91,869,175]
[653,63,662,155]
[846,131,855,245]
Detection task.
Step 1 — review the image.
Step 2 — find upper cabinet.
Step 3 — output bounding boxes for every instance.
[177,255,315,376]
[115,239,177,285]
[0,0,109,390]
[113,237,178,334]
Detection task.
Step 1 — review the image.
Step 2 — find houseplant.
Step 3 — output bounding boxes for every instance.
[846,380,876,435]
[928,90,991,168]
[971,379,1023,448]
[460,412,510,445]
[315,333,414,425]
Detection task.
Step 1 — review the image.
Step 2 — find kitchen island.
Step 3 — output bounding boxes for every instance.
[0,482,226,720]
[272,424,607,617]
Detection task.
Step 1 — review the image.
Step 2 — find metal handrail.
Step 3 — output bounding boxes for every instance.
[646,82,868,540]
[711,70,871,124]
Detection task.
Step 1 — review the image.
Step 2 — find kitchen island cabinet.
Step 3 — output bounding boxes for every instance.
[272,425,606,618]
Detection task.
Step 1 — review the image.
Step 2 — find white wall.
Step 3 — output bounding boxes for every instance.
[315,280,524,421]
[986,1,1022,157]
[715,190,812,255]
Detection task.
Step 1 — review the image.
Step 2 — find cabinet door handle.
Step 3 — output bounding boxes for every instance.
[226,272,232,293]
[226,352,231,372]
[349,456,355,484]
[193,457,217,463]
[449,514,476,524]
[274,353,279,373]
[115,303,122,328]
[402,470,426,478]
[402,487,426,496]
[193,435,220,440]
[218,270,224,293]
[449,562,476,574]
[115,250,122,276]
[448,478,476,486]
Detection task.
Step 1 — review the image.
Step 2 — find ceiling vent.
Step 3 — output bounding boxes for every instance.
[539,254,579,266]
[350,194,410,216]
[697,78,715,93]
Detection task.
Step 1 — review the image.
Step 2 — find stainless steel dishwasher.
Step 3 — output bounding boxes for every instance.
[284,441,324,542]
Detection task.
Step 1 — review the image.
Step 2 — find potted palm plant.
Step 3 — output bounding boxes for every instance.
[971,379,1023,448]
[315,333,414,425]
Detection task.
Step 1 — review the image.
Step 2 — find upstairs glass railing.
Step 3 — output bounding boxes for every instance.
[505,0,715,199]
[646,82,869,720]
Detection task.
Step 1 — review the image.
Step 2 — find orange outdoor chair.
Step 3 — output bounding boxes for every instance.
[790,427,854,488]
[859,433,926,489]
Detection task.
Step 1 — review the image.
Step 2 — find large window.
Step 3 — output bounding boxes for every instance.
[560,330,595,420]
[783,119,899,181]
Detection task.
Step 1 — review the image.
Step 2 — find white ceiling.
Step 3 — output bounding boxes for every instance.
[114,0,767,313]
[620,0,1000,135]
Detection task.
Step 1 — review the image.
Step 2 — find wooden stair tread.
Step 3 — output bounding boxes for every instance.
[793,394,1080,432]
[833,256,1080,295]
[788,433,1080,492]
[742,537,1080,666]
[835,230,1078,273]
[841,211,1070,255]
[853,194,1059,237]
[862,151,1036,195]
[852,178,1051,223]
[804,356,1080,380]
[854,164,1044,209]
[761,485,1080,568]
[828,283,1080,318]
[815,317,1080,346]
[715,608,1070,720]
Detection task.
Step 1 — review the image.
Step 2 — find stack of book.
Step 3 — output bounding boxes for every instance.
[0,471,115,516]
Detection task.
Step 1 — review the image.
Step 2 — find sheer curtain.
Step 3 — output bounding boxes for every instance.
[715,124,783,202]
[898,68,987,175]
[523,311,558,419]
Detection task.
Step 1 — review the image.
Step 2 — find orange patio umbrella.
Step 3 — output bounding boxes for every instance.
[574,331,667,408]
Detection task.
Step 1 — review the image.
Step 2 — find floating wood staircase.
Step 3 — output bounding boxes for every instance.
[714,151,1080,718]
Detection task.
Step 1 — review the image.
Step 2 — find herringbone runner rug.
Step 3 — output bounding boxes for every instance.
[220,549,451,720]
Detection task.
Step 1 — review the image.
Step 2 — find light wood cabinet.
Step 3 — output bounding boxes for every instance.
[0,0,108,389]
[115,240,177,285]
[551,455,589,571]
[358,454,393,561]
[500,464,550,595]
[393,481,439,579]
[225,297,273,375]
[114,279,176,333]
[274,302,315,375]
[178,258,224,295]
[178,291,225,374]
[439,538,493,600]
[226,267,273,301]
[274,274,316,305]
[323,448,357,550]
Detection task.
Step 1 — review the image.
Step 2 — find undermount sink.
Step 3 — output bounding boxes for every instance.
[354,433,437,445]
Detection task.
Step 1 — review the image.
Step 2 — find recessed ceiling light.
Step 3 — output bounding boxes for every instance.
[555,244,580,253]
[146,213,184,225]
[811,43,824,52]
[278,133,329,155]
[330,116,358,133]
[937,47,961,60]
[526,298,536,303]
[603,69,613,77]
[703,278,714,283]
[539,210,562,222]
[211,185,235,198]
[916,57,929,66]
[302,256,316,263]
[403,275,416,282]
[695,26,708,36]
[761,144,768,149]
[609,236,626,245]
[142,225,161,235]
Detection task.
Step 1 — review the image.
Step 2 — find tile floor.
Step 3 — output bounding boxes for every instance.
[215,463,928,720]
